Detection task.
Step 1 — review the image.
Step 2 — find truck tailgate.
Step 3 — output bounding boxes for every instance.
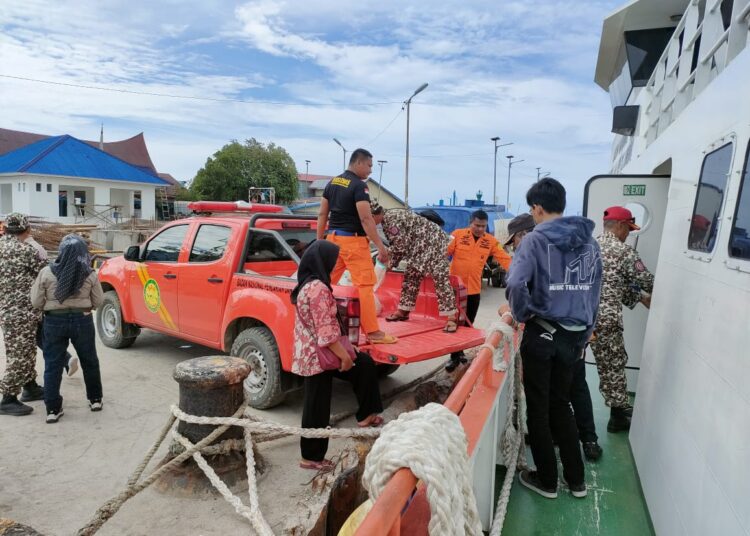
[359,315,485,364]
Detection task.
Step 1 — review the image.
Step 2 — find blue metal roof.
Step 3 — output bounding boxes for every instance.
[0,135,169,185]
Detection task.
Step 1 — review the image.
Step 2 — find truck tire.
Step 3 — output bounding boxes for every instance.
[231,327,286,409]
[377,364,400,377]
[97,291,140,349]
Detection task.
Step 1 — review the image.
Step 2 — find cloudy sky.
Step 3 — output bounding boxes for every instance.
[0,0,623,213]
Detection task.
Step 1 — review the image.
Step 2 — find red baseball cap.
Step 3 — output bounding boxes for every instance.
[603,206,640,230]
[691,214,711,229]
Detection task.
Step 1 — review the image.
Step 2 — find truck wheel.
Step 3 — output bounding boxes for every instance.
[97,291,139,349]
[231,327,285,409]
[377,364,400,377]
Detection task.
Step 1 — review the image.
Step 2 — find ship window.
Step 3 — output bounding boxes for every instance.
[688,143,733,252]
[720,0,734,31]
[625,28,675,86]
[729,142,750,260]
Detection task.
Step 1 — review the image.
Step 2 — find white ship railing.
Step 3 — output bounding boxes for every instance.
[641,0,750,146]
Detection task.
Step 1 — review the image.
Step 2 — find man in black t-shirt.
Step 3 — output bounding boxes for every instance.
[317,149,396,344]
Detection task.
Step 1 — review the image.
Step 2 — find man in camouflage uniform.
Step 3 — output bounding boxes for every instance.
[591,206,655,432]
[371,204,458,330]
[0,213,47,416]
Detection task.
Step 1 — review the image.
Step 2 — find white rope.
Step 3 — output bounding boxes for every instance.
[488,322,527,536]
[362,403,484,536]
[170,405,382,439]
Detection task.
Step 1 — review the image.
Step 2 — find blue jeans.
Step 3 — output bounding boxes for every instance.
[43,313,102,412]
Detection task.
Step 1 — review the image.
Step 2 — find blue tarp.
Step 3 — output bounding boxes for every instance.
[0,135,169,185]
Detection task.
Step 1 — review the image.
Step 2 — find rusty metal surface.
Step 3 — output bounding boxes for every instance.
[172,356,251,388]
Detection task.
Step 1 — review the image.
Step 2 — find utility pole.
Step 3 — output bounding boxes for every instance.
[404,83,428,207]
[536,167,541,182]
[377,160,387,201]
[506,155,524,209]
[305,160,310,181]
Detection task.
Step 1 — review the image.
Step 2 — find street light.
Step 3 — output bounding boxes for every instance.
[404,82,428,207]
[377,160,387,201]
[506,155,524,210]
[536,167,551,182]
[333,138,347,171]
[491,137,513,205]
[305,159,311,181]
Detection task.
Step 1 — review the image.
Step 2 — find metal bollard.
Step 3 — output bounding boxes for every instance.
[157,356,253,497]
[173,356,250,444]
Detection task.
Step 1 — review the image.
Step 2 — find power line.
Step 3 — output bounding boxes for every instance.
[0,74,401,107]
[363,106,403,146]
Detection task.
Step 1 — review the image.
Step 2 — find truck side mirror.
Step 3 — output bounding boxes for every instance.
[124,245,141,261]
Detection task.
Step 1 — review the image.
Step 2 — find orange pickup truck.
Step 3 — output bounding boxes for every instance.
[96,204,484,408]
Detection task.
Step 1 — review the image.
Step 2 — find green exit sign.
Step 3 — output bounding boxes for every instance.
[623,184,646,196]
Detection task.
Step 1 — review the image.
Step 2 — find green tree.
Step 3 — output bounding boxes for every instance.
[190,138,299,203]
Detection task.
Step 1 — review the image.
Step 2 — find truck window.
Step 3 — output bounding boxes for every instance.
[189,224,231,263]
[143,224,189,262]
[688,142,733,253]
[246,232,292,262]
[729,141,750,260]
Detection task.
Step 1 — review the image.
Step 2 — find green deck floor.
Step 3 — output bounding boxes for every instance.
[496,363,655,536]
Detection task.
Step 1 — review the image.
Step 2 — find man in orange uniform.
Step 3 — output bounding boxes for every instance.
[317,149,396,344]
[446,210,511,370]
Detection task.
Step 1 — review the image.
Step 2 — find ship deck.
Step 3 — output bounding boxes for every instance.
[498,363,655,535]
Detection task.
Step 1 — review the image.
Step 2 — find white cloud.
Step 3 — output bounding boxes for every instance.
[0,0,622,211]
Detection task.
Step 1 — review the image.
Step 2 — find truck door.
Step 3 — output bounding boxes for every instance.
[583,174,670,391]
[177,223,235,344]
[129,223,189,333]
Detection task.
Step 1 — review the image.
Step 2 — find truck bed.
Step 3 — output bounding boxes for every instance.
[359,314,485,364]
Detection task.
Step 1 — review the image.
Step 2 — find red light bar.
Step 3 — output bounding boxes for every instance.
[187,201,284,214]
[281,221,311,228]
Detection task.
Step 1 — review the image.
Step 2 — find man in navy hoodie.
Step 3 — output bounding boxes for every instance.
[506,178,602,499]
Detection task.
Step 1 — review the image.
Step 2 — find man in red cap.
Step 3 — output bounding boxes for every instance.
[591,206,654,433]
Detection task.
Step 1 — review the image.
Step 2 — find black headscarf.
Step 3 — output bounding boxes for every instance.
[50,234,92,303]
[290,240,340,304]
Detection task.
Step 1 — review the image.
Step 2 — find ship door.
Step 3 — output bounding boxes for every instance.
[583,174,670,393]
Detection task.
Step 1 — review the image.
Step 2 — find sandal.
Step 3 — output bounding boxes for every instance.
[385,311,410,322]
[357,415,385,428]
[300,459,336,471]
[443,319,458,333]
[367,334,399,344]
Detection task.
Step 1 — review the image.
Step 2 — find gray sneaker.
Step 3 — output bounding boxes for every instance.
[46,408,64,424]
[519,469,558,499]
[67,355,80,377]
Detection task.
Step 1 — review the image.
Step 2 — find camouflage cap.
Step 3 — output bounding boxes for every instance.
[4,212,30,233]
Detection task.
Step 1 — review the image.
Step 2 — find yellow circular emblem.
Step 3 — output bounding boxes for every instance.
[143,279,161,313]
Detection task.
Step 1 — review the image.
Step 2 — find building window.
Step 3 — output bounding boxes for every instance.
[36,183,42,192]
[729,142,750,259]
[688,143,733,252]
[47,184,52,192]
[189,225,231,263]
[22,183,26,192]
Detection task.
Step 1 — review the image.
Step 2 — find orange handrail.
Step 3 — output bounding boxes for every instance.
[356,329,506,535]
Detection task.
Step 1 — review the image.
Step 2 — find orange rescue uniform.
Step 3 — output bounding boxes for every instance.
[447,228,511,295]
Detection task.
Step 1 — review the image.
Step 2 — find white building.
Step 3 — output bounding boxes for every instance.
[0,134,170,223]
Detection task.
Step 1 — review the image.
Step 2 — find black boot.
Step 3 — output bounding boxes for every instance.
[20,380,44,402]
[607,407,631,433]
[0,395,34,416]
